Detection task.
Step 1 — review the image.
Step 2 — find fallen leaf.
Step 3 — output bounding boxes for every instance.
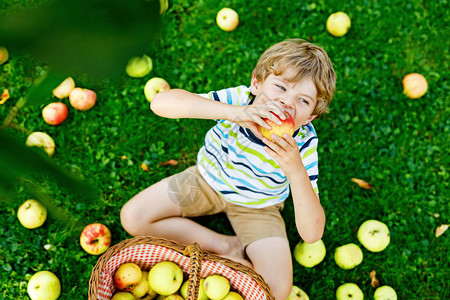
[435,224,449,238]
[140,162,149,172]
[121,155,127,160]
[351,178,373,189]
[0,89,10,104]
[370,270,380,288]
[159,159,178,167]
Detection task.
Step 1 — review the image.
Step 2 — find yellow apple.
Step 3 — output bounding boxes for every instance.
[160,0,169,14]
[374,285,397,300]
[357,219,390,252]
[79,223,112,255]
[144,77,170,102]
[223,291,245,300]
[336,283,363,300]
[148,261,183,296]
[326,12,351,37]
[17,199,47,229]
[293,239,326,268]
[126,55,153,78]
[216,8,239,32]
[52,77,76,99]
[132,271,157,299]
[334,243,363,269]
[204,274,230,300]
[114,263,142,291]
[288,285,309,300]
[26,132,55,156]
[111,292,136,300]
[180,278,208,300]
[402,73,428,99]
[0,46,9,65]
[27,271,61,300]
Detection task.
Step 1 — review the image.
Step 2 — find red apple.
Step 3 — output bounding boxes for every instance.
[260,111,295,141]
[69,87,97,111]
[113,263,142,291]
[52,77,76,99]
[42,102,68,125]
[79,223,112,255]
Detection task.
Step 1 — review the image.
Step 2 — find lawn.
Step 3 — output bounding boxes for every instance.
[0,0,449,299]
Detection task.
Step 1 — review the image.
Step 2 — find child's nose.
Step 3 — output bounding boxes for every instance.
[279,97,295,109]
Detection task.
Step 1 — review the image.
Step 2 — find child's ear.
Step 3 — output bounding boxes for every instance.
[250,74,260,95]
[303,114,317,125]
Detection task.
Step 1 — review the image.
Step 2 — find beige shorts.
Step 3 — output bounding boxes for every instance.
[166,165,287,248]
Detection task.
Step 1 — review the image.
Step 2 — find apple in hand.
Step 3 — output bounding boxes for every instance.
[144,77,170,102]
[216,8,239,32]
[111,292,136,300]
[17,199,47,229]
[204,274,231,300]
[287,285,309,300]
[326,12,351,37]
[126,55,153,78]
[374,285,397,300]
[0,46,9,65]
[260,111,295,142]
[357,219,390,252]
[42,102,68,125]
[69,87,97,111]
[293,239,326,268]
[52,77,75,99]
[148,261,183,295]
[27,271,61,300]
[180,278,208,300]
[336,283,364,300]
[402,73,428,99]
[26,132,55,156]
[80,223,111,255]
[334,243,363,270]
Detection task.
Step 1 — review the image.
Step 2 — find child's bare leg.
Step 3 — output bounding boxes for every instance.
[246,237,293,300]
[120,178,249,265]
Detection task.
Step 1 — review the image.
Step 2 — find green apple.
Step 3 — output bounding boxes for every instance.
[326,12,351,37]
[287,285,309,300]
[27,271,61,300]
[144,77,170,102]
[357,220,390,252]
[111,292,136,300]
[180,278,208,300]
[159,0,169,14]
[336,283,363,300]
[26,132,56,157]
[204,274,230,300]
[334,243,363,270]
[148,261,183,296]
[374,285,397,300]
[132,271,157,299]
[293,239,326,268]
[216,8,239,32]
[0,46,9,65]
[402,73,428,99]
[223,291,244,300]
[161,295,183,300]
[17,199,47,229]
[126,55,153,78]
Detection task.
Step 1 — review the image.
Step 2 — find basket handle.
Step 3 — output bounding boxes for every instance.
[183,243,203,300]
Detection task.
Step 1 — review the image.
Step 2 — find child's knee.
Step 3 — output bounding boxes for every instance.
[269,276,292,300]
[120,203,141,236]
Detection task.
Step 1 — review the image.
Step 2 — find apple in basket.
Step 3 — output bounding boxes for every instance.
[131,271,158,299]
[160,295,183,300]
[180,278,208,300]
[111,292,135,300]
[148,261,183,295]
[204,274,231,300]
[114,263,142,292]
[223,291,245,300]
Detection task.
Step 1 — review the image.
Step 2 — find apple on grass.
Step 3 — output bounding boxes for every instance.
[42,102,68,125]
[148,261,183,296]
[126,55,153,78]
[80,223,111,255]
[216,8,239,32]
[293,239,326,268]
[357,219,390,252]
[26,132,55,156]
[27,271,61,300]
[69,87,97,111]
[144,77,170,102]
[159,0,169,14]
[204,274,230,300]
[287,285,309,300]
[374,285,397,300]
[336,283,364,300]
[402,73,428,99]
[17,199,47,229]
[334,243,363,270]
[0,46,9,65]
[180,278,208,300]
[52,77,75,99]
[326,12,351,37]
[260,111,295,142]
[111,292,136,300]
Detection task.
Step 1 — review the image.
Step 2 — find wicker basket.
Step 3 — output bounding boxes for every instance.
[89,236,274,300]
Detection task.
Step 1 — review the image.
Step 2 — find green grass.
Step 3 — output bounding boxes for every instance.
[1,0,449,299]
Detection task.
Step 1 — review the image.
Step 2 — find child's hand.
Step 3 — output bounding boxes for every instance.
[262,133,303,178]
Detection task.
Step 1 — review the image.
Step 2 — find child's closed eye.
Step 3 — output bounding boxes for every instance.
[276,84,286,91]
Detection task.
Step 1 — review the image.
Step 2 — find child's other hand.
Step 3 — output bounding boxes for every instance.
[262,133,302,178]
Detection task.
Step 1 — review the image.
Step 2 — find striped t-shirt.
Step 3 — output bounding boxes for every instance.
[196,85,319,209]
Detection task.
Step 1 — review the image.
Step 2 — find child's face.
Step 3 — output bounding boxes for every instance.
[250,72,318,129]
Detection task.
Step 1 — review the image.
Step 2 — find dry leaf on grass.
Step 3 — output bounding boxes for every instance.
[435,224,449,238]
[159,159,178,167]
[0,89,10,104]
[370,270,380,288]
[351,178,373,189]
[140,162,150,172]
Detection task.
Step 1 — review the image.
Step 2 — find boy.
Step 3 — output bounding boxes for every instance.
[121,39,336,299]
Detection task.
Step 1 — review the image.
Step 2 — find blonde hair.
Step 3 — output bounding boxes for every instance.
[252,39,336,116]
